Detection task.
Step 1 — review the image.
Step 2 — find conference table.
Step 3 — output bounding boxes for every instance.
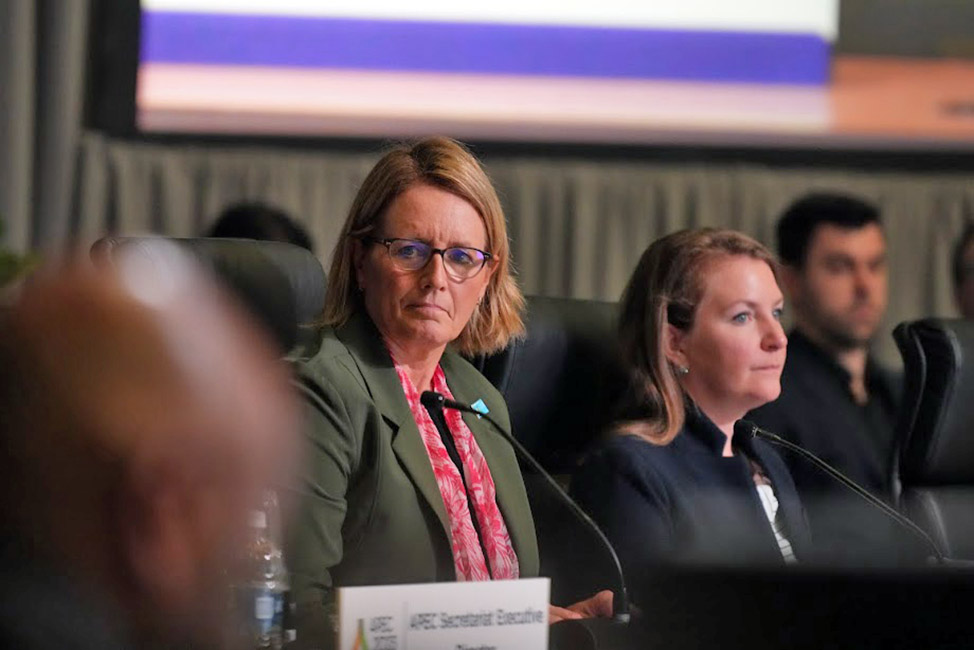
[549,563,974,650]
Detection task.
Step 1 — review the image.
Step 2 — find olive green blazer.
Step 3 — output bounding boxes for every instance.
[286,311,539,642]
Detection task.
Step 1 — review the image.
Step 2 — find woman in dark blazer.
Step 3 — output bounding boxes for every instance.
[287,138,609,647]
[572,229,812,577]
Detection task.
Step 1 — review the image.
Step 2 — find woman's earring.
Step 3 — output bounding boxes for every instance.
[676,365,689,376]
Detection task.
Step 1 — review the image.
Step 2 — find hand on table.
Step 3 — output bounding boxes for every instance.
[548,590,614,624]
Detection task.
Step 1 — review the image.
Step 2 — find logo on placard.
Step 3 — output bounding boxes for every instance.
[349,616,398,650]
[351,618,369,650]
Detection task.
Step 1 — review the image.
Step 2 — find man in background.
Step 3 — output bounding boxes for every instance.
[748,193,905,564]
[206,201,315,253]
[0,254,298,649]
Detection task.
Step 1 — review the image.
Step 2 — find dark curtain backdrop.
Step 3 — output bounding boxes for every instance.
[74,133,974,365]
[4,0,974,366]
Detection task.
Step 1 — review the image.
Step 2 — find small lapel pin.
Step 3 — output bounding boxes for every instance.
[470,399,489,418]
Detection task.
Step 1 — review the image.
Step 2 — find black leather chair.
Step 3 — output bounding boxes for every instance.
[91,237,326,356]
[470,295,626,474]
[893,318,974,560]
[470,295,629,606]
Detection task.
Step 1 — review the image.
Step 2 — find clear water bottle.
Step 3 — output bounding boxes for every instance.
[242,491,290,649]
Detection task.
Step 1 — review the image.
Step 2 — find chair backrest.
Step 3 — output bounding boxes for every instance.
[470,295,627,474]
[468,295,629,605]
[893,318,974,558]
[891,321,926,502]
[91,237,327,356]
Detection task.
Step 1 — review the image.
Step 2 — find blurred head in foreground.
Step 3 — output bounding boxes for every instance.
[0,253,299,649]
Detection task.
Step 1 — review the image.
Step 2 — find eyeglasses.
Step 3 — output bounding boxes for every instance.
[363,237,493,281]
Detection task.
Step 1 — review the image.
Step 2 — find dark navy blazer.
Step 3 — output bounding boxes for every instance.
[747,329,908,564]
[571,408,812,578]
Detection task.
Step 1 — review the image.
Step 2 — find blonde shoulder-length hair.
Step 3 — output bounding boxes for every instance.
[319,136,525,356]
[617,228,779,445]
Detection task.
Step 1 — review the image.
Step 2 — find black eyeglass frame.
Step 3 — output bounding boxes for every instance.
[361,236,494,281]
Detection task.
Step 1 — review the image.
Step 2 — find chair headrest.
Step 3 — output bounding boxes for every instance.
[91,237,326,354]
[896,318,974,484]
[470,295,626,472]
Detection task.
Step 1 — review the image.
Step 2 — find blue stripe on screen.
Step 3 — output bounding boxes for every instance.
[142,11,829,85]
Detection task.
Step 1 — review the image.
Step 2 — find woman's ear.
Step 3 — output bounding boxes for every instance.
[476,257,497,303]
[662,323,689,369]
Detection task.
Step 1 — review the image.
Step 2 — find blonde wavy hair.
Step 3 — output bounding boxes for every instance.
[319,136,525,356]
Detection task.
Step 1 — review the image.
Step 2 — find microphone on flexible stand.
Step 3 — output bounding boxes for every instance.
[734,419,947,565]
[420,390,631,623]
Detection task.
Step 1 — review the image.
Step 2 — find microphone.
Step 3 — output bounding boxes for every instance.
[734,419,946,565]
[420,390,631,623]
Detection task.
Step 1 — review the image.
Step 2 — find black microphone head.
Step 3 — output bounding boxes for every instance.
[733,419,758,442]
[420,391,445,410]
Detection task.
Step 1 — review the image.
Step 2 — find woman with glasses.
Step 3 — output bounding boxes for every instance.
[287,137,610,646]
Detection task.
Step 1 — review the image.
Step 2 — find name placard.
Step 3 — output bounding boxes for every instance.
[337,578,549,650]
